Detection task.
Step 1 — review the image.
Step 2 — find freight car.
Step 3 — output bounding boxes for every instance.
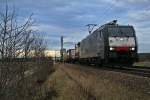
[74,42,80,62]
[77,20,138,65]
[66,49,76,63]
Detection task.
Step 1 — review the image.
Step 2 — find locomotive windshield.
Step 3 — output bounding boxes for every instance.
[108,26,135,37]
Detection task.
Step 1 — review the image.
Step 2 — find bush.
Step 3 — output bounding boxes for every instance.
[0,57,54,100]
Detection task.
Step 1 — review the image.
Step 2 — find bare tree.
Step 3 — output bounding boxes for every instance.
[0,2,51,100]
[0,3,34,59]
[0,3,35,99]
[23,30,35,58]
[32,34,47,58]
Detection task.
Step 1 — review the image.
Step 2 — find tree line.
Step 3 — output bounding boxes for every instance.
[0,4,47,60]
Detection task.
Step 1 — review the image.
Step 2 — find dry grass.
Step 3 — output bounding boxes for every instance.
[45,63,150,100]
[0,59,55,100]
[134,61,150,68]
[44,64,89,100]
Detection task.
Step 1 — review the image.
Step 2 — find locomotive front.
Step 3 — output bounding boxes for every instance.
[107,26,138,63]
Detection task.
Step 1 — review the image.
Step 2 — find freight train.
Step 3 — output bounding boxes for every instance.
[65,49,75,63]
[66,20,138,65]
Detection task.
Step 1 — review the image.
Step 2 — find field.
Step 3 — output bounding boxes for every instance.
[1,61,150,100]
[44,63,150,100]
[134,61,150,68]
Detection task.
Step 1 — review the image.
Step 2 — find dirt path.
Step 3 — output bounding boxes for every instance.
[45,63,150,100]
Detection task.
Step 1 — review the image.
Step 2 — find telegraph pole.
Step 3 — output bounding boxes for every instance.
[55,50,56,62]
[60,36,63,62]
[86,24,97,34]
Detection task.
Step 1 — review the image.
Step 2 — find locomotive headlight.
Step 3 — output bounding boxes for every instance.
[110,47,114,51]
[120,38,123,41]
[131,47,135,51]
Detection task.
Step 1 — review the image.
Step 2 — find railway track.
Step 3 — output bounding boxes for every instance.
[68,62,150,78]
[83,63,150,78]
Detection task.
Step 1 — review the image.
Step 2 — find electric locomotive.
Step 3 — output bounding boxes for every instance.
[78,20,138,65]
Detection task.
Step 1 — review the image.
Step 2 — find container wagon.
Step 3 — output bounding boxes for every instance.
[66,49,76,63]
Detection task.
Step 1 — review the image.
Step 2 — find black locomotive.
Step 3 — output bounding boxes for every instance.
[67,20,138,65]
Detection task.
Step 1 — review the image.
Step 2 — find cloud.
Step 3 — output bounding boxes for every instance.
[0,0,150,52]
[138,43,150,53]
[32,23,88,49]
[104,0,150,7]
[128,10,150,22]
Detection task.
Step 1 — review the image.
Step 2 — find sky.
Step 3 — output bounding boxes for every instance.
[0,0,150,52]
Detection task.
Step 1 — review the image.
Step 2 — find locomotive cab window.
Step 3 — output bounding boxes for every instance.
[108,26,134,37]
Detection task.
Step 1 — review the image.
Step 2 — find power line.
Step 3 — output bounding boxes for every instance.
[86,24,97,34]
